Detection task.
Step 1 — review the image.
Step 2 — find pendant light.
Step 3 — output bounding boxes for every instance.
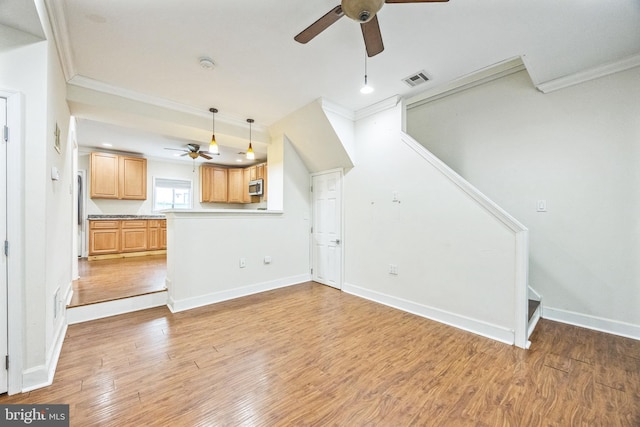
[360,51,374,94]
[208,107,219,154]
[246,118,255,160]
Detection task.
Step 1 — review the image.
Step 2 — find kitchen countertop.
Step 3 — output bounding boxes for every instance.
[88,214,166,220]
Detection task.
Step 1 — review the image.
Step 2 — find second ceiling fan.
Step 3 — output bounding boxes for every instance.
[294,0,449,57]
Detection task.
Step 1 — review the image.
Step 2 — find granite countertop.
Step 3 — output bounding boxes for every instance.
[88,214,166,220]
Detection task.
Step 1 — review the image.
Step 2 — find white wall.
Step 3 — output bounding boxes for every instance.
[343,103,523,344]
[166,136,311,311]
[0,0,73,391]
[407,67,640,336]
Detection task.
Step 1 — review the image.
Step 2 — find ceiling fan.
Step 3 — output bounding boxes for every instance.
[164,143,219,160]
[295,0,449,57]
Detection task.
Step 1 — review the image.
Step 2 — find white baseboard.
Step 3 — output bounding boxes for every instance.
[22,321,67,392]
[343,282,515,345]
[543,306,640,340]
[167,274,311,313]
[67,291,168,325]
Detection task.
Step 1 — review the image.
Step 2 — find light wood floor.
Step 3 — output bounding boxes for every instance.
[69,255,167,307]
[3,282,639,426]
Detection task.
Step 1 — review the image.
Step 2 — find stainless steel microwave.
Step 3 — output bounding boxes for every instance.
[248,179,263,196]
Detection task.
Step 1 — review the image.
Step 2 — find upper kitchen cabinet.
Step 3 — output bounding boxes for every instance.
[90,152,147,200]
[200,165,228,203]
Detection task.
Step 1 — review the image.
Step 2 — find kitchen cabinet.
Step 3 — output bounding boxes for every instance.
[200,165,228,203]
[89,219,166,257]
[227,168,245,203]
[89,220,120,255]
[242,167,252,203]
[147,219,162,250]
[120,220,148,252]
[200,163,268,204]
[160,221,167,249]
[90,152,147,200]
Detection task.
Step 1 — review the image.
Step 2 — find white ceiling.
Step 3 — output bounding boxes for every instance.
[38,0,640,162]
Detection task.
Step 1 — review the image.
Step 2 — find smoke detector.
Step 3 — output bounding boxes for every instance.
[199,57,215,70]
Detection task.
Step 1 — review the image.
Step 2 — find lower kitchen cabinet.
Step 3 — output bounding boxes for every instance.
[89,220,120,255]
[88,219,166,256]
[121,220,148,252]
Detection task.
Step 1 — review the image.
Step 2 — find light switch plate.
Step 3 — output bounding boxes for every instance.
[536,200,547,212]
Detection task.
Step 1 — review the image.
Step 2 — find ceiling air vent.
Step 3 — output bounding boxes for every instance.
[402,71,430,87]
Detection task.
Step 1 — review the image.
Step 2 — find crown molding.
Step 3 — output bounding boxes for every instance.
[354,95,401,121]
[67,75,269,134]
[405,57,526,110]
[536,53,640,94]
[320,99,355,121]
[43,0,75,81]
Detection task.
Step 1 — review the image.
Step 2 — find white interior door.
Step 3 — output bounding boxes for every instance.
[0,97,8,393]
[312,170,342,289]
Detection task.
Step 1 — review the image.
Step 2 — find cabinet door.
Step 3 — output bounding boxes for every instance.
[256,163,265,180]
[200,165,213,202]
[160,227,167,249]
[263,163,268,202]
[227,168,244,203]
[121,229,148,252]
[211,167,228,203]
[119,156,147,200]
[88,220,120,255]
[242,167,252,203]
[90,152,119,199]
[147,227,160,250]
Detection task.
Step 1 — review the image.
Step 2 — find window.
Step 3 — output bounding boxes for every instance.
[153,178,192,211]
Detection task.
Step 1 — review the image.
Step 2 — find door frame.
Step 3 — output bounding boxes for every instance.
[310,168,344,290]
[1,89,24,394]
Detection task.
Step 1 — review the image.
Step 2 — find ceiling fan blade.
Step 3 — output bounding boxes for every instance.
[361,15,384,57]
[201,151,220,156]
[164,148,187,152]
[199,152,213,160]
[294,5,344,44]
[180,152,190,157]
[385,0,448,3]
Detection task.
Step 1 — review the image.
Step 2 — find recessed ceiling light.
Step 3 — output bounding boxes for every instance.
[236,159,243,163]
[102,143,112,147]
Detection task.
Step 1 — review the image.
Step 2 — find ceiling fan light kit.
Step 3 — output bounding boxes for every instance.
[342,0,384,22]
[295,0,448,58]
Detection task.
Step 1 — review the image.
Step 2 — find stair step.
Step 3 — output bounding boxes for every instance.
[528,299,540,322]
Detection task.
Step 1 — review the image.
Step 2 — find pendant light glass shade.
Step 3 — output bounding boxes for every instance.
[360,51,374,94]
[208,107,219,154]
[246,118,255,160]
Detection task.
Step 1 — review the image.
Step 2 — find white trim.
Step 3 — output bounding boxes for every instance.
[405,57,526,110]
[528,306,541,340]
[167,274,310,313]
[343,282,515,345]
[399,130,529,348]
[22,322,67,393]
[542,306,640,341]
[400,132,527,233]
[1,90,24,395]
[355,95,401,121]
[320,99,355,121]
[67,75,270,136]
[528,286,542,301]
[43,0,75,81]
[536,53,640,94]
[67,291,168,325]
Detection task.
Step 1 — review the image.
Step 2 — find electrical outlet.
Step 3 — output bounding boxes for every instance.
[239,258,246,268]
[389,264,398,275]
[264,256,272,264]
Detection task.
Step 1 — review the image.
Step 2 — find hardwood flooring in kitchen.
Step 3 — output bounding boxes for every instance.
[3,281,639,426]
[69,255,166,307]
